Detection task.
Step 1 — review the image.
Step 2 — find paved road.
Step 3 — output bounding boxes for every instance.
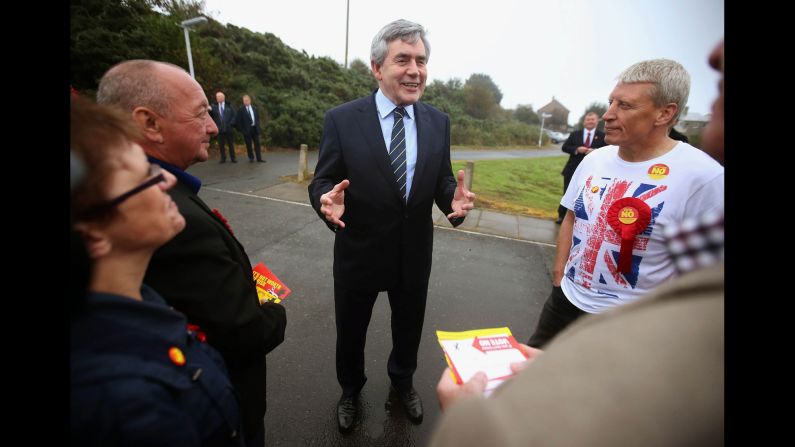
[188,151,556,445]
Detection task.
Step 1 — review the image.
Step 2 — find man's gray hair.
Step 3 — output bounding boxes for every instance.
[96,60,182,116]
[370,19,430,66]
[618,58,690,123]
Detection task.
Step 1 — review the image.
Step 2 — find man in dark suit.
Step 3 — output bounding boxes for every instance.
[236,94,266,162]
[308,19,476,433]
[211,91,237,163]
[97,60,286,446]
[557,112,607,223]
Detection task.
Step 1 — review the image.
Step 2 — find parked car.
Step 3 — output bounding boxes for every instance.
[544,129,569,144]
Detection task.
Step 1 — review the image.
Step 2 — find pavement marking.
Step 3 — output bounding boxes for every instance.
[435,226,556,247]
[203,187,556,248]
[203,187,312,207]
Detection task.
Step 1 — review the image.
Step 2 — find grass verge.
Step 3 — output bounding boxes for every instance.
[452,156,566,219]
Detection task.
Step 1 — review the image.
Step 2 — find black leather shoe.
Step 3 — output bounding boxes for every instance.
[219,159,226,163]
[249,159,254,163]
[555,217,564,224]
[257,159,267,163]
[336,395,358,433]
[231,159,237,163]
[394,386,423,424]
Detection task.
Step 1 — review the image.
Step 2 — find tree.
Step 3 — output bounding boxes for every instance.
[423,79,465,116]
[349,59,370,77]
[71,0,177,89]
[514,104,540,125]
[463,73,503,120]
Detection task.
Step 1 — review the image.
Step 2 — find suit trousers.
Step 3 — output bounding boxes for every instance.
[242,129,263,161]
[217,131,236,161]
[528,285,587,348]
[334,281,428,397]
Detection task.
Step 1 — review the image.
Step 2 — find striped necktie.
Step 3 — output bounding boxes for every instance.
[389,107,408,202]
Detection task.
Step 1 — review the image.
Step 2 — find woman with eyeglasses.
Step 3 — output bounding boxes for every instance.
[70,97,245,446]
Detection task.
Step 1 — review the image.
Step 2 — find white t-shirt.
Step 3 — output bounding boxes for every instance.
[560,142,724,313]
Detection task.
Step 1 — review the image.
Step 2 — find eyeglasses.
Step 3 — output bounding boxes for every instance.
[82,164,166,218]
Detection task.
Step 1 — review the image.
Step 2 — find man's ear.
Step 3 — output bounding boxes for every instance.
[74,222,113,259]
[131,106,164,144]
[655,103,678,128]
[371,60,383,81]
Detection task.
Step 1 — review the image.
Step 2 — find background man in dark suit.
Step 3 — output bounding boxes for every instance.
[236,94,266,162]
[97,60,286,446]
[211,91,237,163]
[308,19,476,433]
[557,112,607,223]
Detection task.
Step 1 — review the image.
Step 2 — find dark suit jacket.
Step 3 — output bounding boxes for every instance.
[211,102,236,133]
[309,92,463,291]
[144,177,286,439]
[235,104,261,136]
[561,128,607,177]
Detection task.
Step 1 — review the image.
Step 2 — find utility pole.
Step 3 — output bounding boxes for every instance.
[344,0,350,68]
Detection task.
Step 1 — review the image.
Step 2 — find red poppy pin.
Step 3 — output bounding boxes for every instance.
[606,197,652,273]
[212,208,235,236]
[187,323,207,343]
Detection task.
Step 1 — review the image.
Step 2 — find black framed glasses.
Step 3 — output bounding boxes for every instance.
[82,164,167,218]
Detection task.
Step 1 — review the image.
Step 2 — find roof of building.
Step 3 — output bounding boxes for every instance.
[538,97,569,113]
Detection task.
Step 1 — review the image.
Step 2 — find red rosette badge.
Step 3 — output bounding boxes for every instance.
[212,208,235,236]
[607,197,652,273]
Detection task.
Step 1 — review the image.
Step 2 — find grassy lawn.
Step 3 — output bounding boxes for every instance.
[452,156,566,219]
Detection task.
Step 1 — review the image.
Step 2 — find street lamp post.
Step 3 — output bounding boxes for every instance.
[539,112,552,148]
[180,16,208,79]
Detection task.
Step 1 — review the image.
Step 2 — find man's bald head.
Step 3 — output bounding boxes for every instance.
[97,60,184,116]
[96,59,217,170]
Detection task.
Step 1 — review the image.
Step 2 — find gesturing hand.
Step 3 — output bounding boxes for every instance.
[320,179,350,228]
[448,169,476,219]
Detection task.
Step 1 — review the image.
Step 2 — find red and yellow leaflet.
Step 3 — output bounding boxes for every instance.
[252,262,292,304]
[436,327,528,395]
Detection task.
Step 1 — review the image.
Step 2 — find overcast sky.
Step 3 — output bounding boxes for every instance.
[202,0,724,126]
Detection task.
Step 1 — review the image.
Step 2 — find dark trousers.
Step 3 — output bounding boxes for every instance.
[528,285,587,348]
[334,282,428,397]
[242,129,263,161]
[558,172,573,220]
[217,131,236,161]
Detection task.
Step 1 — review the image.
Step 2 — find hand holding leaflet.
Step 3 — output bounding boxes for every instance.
[436,327,529,396]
